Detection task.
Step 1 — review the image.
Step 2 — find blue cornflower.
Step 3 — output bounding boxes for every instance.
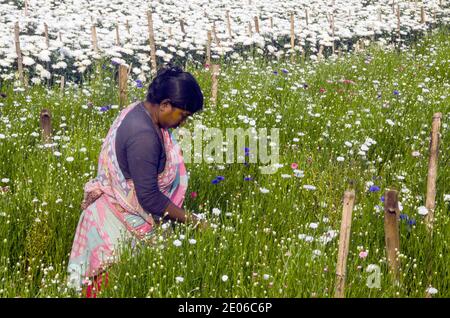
[273,71,278,75]
[303,83,309,89]
[244,177,252,181]
[393,90,400,95]
[380,195,385,202]
[400,214,409,221]
[135,79,143,88]
[369,185,381,192]
[281,68,288,74]
[216,176,225,181]
[111,60,120,66]
[100,105,112,112]
[408,219,416,226]
[244,147,250,156]
[211,179,220,184]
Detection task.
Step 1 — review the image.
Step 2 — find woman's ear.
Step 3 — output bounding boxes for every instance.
[159,99,172,112]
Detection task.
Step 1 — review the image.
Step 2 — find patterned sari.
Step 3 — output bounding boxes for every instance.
[67,101,188,291]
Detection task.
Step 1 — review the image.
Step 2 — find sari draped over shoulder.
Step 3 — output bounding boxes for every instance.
[67,101,188,290]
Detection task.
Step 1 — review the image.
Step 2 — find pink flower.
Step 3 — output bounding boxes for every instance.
[290,162,298,169]
[359,251,368,259]
[190,192,198,199]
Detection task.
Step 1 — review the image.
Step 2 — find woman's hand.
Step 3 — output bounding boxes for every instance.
[188,213,209,230]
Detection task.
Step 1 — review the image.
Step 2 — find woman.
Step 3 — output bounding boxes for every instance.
[67,64,205,297]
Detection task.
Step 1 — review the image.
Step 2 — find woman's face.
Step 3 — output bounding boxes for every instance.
[160,102,192,129]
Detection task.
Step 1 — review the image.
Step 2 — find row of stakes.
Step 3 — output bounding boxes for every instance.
[13,1,440,88]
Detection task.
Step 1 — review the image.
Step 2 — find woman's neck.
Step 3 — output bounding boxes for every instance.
[143,101,160,127]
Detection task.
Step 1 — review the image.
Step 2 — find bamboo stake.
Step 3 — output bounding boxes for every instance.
[331,13,335,54]
[147,10,157,76]
[168,27,173,40]
[115,23,120,46]
[60,76,65,95]
[396,5,401,42]
[248,21,253,37]
[206,30,211,66]
[270,17,273,29]
[305,9,309,26]
[14,22,25,87]
[118,64,128,108]
[420,7,426,24]
[40,109,52,144]
[59,31,62,42]
[212,21,221,47]
[384,190,400,279]
[126,20,130,34]
[318,45,324,61]
[378,9,382,22]
[44,23,49,48]
[290,13,295,63]
[254,16,260,34]
[226,10,232,40]
[425,113,442,230]
[24,0,29,16]
[334,190,355,298]
[180,19,185,34]
[211,64,220,106]
[91,25,99,53]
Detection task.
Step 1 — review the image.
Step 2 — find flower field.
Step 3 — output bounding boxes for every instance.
[0,1,449,298]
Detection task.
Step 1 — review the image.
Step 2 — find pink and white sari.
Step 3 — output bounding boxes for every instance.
[67,101,188,292]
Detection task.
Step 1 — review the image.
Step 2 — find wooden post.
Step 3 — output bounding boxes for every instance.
[254,16,260,34]
[290,13,295,63]
[59,31,62,42]
[226,10,232,40]
[24,0,29,16]
[334,190,355,298]
[396,5,401,42]
[211,64,220,106]
[168,27,173,39]
[378,9,382,22]
[305,9,309,26]
[270,17,273,29]
[180,19,185,34]
[116,23,120,46]
[14,22,25,87]
[40,109,52,144]
[125,20,130,34]
[147,10,157,76]
[60,76,65,95]
[331,14,335,54]
[248,21,253,37]
[91,25,99,53]
[384,190,400,279]
[44,23,49,48]
[212,21,221,47]
[206,30,211,66]
[318,45,324,61]
[420,7,426,24]
[118,64,128,108]
[425,113,442,230]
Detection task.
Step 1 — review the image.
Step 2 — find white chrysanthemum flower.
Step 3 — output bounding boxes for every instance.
[259,187,270,194]
[1,178,9,183]
[22,56,35,66]
[175,276,184,283]
[212,208,221,216]
[417,206,428,216]
[53,151,62,157]
[337,156,345,162]
[303,185,316,191]
[173,239,182,247]
[188,239,196,245]
[66,156,74,162]
[221,275,229,282]
[309,222,318,229]
[38,50,51,62]
[426,287,438,295]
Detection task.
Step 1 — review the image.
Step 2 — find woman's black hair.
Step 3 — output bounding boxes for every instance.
[146,63,204,113]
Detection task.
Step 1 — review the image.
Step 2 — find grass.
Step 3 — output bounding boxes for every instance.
[0,27,448,298]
